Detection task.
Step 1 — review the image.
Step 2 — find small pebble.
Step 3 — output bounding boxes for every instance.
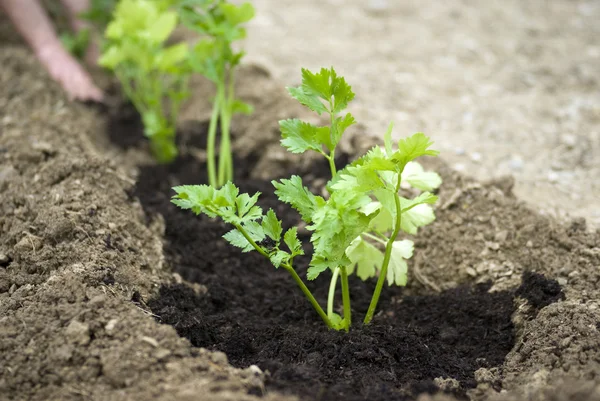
[105,319,118,333]
[560,134,577,147]
[453,163,466,172]
[140,336,159,347]
[367,0,388,11]
[547,171,559,183]
[508,156,524,171]
[557,277,568,286]
[154,348,172,360]
[470,152,482,162]
[494,230,509,242]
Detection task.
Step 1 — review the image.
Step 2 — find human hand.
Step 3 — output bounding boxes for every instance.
[36,41,104,102]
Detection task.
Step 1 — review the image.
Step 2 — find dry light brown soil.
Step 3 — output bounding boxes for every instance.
[1,3,600,401]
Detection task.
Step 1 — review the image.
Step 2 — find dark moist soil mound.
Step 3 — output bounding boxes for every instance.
[116,123,561,401]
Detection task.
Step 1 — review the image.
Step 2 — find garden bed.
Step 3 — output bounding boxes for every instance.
[1,45,600,401]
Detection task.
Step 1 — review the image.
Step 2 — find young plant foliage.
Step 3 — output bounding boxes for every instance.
[178,0,255,187]
[100,0,191,163]
[172,67,441,331]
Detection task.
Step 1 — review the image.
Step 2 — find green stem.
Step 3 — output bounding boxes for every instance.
[363,232,387,246]
[283,263,332,329]
[340,265,351,331]
[328,151,337,178]
[327,98,337,179]
[364,172,403,325]
[207,85,223,187]
[327,267,340,318]
[217,91,231,186]
[234,223,332,329]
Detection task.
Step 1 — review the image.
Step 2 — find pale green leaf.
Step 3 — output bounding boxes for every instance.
[401,204,436,234]
[400,192,438,213]
[145,11,177,43]
[345,236,384,280]
[155,43,188,71]
[387,240,413,286]
[401,161,443,191]
[384,122,394,156]
[98,45,123,69]
[393,133,439,168]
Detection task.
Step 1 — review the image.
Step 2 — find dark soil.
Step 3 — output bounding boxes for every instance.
[515,271,565,312]
[111,121,563,401]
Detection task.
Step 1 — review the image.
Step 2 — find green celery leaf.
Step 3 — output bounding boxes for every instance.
[330,113,356,146]
[393,133,439,168]
[301,67,332,100]
[262,209,282,243]
[231,99,254,115]
[401,161,443,191]
[345,236,384,280]
[307,256,337,280]
[400,204,436,235]
[279,119,323,153]
[283,227,304,256]
[245,220,265,242]
[223,221,265,251]
[223,228,254,252]
[220,2,255,26]
[272,176,325,222]
[400,192,438,213]
[145,11,178,43]
[287,86,328,115]
[269,250,289,268]
[235,192,262,221]
[155,43,189,71]
[98,45,123,69]
[387,240,414,286]
[331,164,384,192]
[328,312,344,328]
[384,122,394,156]
[330,71,355,113]
[216,182,239,207]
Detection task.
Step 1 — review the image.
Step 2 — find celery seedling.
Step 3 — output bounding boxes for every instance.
[100,0,191,163]
[172,67,441,330]
[178,0,254,187]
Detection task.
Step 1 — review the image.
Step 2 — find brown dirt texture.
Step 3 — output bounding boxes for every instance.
[1,3,600,401]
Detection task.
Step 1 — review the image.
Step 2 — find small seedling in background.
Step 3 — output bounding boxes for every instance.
[172,67,441,330]
[61,0,119,60]
[79,0,119,30]
[178,0,255,187]
[60,28,91,61]
[99,0,191,163]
